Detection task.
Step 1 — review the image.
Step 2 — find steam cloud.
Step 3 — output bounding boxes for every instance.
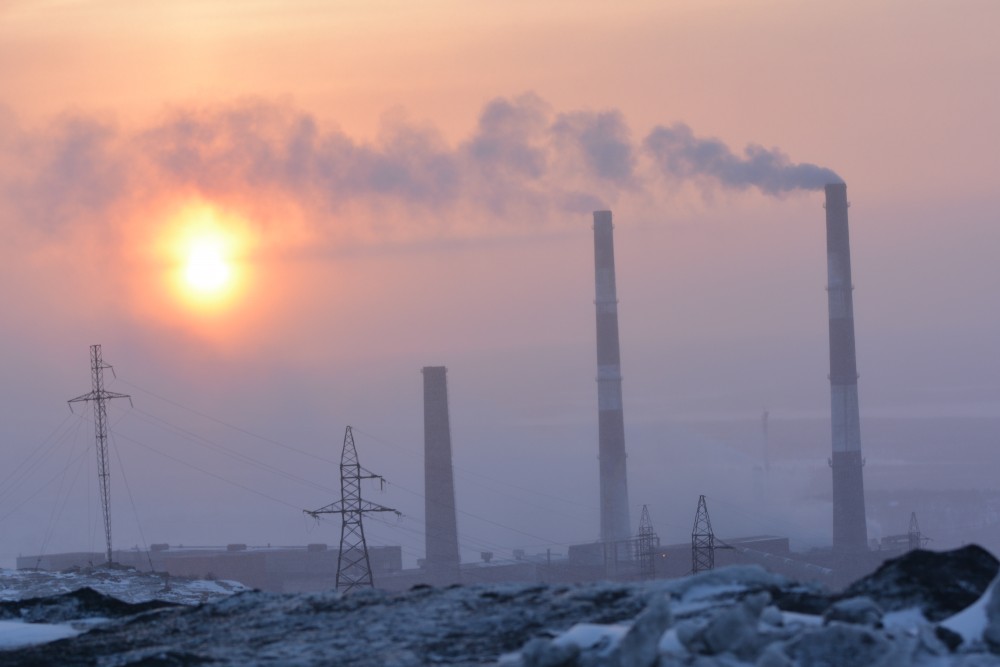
[0,94,841,237]
[645,123,842,195]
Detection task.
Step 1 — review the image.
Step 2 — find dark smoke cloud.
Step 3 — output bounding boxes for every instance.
[644,122,842,194]
[0,96,840,238]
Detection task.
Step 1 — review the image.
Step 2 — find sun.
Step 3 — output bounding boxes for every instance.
[185,239,231,294]
[159,202,253,310]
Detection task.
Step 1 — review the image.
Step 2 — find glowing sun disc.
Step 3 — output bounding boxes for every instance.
[185,242,231,293]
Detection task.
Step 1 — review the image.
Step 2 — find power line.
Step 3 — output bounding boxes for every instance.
[118,377,598,528]
[111,434,155,572]
[115,378,339,466]
[110,430,307,513]
[354,425,600,512]
[117,378,596,551]
[0,414,82,507]
[37,427,90,566]
[0,432,93,525]
[122,407,338,496]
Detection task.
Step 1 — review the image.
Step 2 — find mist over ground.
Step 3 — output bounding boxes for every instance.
[1,1,998,571]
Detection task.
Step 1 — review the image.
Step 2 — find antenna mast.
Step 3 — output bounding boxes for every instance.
[306,426,398,593]
[68,344,131,565]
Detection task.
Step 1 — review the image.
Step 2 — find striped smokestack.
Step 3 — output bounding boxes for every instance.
[422,366,461,579]
[592,210,631,542]
[824,183,868,552]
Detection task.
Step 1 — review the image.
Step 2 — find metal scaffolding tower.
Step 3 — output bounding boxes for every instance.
[908,512,929,551]
[68,344,131,565]
[691,495,716,574]
[306,426,398,593]
[633,505,660,580]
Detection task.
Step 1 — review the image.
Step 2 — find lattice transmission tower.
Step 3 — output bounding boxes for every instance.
[306,426,398,593]
[691,494,716,574]
[633,504,660,580]
[68,344,132,565]
[908,512,930,550]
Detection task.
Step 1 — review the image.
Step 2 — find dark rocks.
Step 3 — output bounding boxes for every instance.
[936,625,965,652]
[520,636,580,667]
[0,587,177,623]
[1,581,649,667]
[6,546,1000,666]
[841,545,999,621]
[783,624,892,667]
[767,585,833,616]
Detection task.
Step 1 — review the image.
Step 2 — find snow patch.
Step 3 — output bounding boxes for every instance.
[552,622,628,652]
[0,619,80,649]
[940,575,997,645]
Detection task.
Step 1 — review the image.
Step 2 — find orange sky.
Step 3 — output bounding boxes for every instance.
[3,0,998,198]
[1,0,999,565]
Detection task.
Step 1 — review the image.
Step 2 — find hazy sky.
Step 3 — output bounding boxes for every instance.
[1,0,998,568]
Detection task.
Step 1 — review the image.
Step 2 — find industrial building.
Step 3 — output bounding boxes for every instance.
[18,544,402,593]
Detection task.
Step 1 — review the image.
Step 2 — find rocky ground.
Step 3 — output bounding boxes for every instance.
[0,565,247,606]
[2,546,1000,665]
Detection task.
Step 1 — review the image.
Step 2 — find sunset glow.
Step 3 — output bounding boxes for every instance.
[161,203,254,312]
[3,0,1000,596]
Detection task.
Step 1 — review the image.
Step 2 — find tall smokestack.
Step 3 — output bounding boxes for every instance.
[422,366,461,579]
[592,210,631,542]
[824,183,868,552]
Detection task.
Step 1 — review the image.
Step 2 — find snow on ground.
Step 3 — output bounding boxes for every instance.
[941,575,997,645]
[0,546,998,665]
[0,620,79,649]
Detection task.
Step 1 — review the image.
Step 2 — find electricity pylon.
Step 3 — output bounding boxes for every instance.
[633,505,660,580]
[908,512,930,550]
[68,344,132,565]
[306,426,398,593]
[691,495,716,574]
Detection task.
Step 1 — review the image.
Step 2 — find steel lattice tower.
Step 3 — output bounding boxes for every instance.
[633,505,660,580]
[306,426,397,593]
[908,512,924,551]
[68,344,131,565]
[691,495,716,574]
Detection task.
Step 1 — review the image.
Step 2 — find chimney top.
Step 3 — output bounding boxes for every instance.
[593,210,612,226]
[824,182,847,197]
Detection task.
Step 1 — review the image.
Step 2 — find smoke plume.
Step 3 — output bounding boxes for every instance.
[0,95,840,241]
[644,122,841,194]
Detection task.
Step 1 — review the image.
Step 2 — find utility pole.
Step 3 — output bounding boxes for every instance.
[68,344,131,565]
[691,495,715,574]
[634,505,660,580]
[306,426,398,593]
